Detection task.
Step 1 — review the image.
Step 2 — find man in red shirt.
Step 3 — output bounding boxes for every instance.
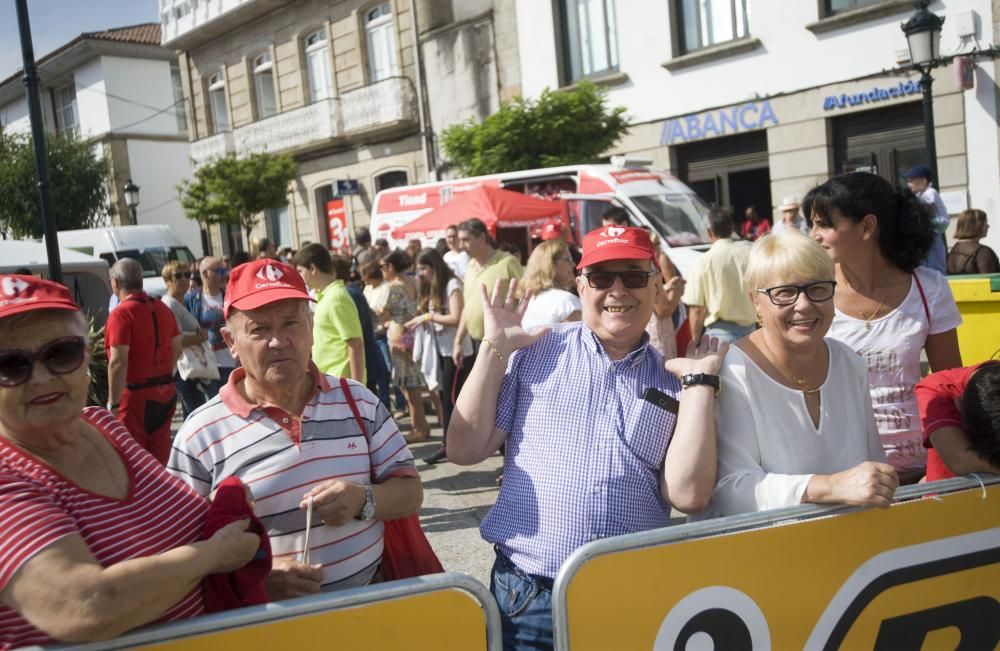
[915,361,1000,481]
[105,259,182,463]
[739,205,771,241]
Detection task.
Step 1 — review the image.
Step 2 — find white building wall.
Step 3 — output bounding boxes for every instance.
[1,89,55,134]
[74,57,112,138]
[125,139,202,256]
[102,56,184,136]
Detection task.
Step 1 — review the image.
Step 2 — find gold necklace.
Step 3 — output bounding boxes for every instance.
[858,289,887,330]
[760,338,822,395]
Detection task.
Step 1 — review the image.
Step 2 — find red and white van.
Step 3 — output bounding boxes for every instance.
[369,157,712,277]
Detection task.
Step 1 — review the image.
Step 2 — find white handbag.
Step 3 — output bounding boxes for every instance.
[177,340,220,381]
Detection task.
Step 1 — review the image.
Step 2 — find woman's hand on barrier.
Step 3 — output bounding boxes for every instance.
[808,461,899,509]
[264,558,323,601]
[203,518,260,574]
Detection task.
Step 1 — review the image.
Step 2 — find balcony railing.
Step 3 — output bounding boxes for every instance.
[340,77,418,136]
[189,130,234,168]
[234,98,340,157]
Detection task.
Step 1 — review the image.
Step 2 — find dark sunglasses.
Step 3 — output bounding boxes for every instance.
[0,336,87,387]
[172,271,193,279]
[583,270,658,290]
[203,268,228,277]
[756,280,837,306]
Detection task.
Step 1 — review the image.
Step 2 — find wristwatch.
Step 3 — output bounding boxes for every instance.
[681,373,721,396]
[358,484,376,521]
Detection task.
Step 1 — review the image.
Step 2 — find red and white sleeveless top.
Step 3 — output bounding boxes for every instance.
[0,407,209,649]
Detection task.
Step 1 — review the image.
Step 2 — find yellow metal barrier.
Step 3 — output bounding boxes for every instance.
[552,475,1000,650]
[52,573,501,650]
[948,274,1000,364]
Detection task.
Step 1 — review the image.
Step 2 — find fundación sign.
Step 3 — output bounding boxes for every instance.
[659,100,779,145]
[822,80,923,111]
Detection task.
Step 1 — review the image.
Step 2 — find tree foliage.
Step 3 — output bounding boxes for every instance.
[441,81,630,177]
[178,152,297,238]
[0,127,112,239]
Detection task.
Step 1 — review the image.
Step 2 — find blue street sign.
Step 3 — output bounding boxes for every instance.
[336,179,360,196]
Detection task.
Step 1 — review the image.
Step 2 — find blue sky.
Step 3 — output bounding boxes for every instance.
[1,1,159,78]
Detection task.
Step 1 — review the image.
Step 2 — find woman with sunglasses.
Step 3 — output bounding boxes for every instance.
[803,172,962,483]
[0,276,259,649]
[693,232,896,520]
[161,261,214,418]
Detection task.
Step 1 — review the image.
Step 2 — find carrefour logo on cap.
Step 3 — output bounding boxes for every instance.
[597,226,630,247]
[1,277,30,298]
[256,265,284,282]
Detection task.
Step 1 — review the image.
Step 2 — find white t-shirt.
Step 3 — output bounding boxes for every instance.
[692,339,886,520]
[827,267,962,470]
[162,295,200,334]
[202,291,236,368]
[431,278,473,358]
[521,288,581,331]
[443,250,469,280]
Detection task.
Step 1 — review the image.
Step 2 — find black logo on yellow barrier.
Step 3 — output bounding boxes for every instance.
[654,586,770,650]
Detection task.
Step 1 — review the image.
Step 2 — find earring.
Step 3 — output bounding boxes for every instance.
[756,313,763,328]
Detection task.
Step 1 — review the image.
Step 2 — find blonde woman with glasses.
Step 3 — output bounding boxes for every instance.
[518,240,581,331]
[693,231,896,520]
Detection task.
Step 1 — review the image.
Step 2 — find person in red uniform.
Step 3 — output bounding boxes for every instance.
[915,361,1000,481]
[739,205,771,241]
[105,258,182,463]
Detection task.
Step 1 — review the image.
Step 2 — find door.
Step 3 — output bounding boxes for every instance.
[833,102,925,186]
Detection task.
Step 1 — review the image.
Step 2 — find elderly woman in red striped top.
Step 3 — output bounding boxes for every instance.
[0,276,260,650]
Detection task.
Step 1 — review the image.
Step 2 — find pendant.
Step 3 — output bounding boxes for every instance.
[864,321,872,331]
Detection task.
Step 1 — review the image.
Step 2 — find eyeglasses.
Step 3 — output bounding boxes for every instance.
[0,336,87,387]
[203,268,228,277]
[172,271,193,280]
[583,270,658,290]
[756,280,837,306]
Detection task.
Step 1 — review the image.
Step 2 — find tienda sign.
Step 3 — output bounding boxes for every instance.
[660,100,779,145]
[823,80,923,110]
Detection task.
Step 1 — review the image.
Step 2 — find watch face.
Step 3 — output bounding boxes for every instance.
[361,501,376,521]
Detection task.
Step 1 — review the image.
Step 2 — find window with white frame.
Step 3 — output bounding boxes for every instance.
[365,3,399,82]
[170,63,188,131]
[207,71,229,133]
[824,0,884,15]
[304,29,332,102]
[265,205,292,247]
[677,0,750,54]
[252,52,277,119]
[52,84,79,134]
[559,0,619,84]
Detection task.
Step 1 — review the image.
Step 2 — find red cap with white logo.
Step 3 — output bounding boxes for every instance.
[577,226,658,270]
[540,220,564,241]
[0,275,80,320]
[223,260,313,318]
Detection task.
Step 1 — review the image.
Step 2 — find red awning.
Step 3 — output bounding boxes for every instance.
[392,186,564,239]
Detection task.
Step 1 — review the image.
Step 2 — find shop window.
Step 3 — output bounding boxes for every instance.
[374,170,408,192]
[53,83,79,134]
[832,101,925,187]
[265,205,292,248]
[558,0,619,84]
[677,0,750,54]
[365,2,399,82]
[170,63,188,131]
[207,71,229,133]
[251,52,277,119]
[304,29,332,103]
[824,0,884,16]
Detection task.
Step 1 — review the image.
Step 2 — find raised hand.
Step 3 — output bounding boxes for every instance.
[665,335,729,379]
[480,278,550,357]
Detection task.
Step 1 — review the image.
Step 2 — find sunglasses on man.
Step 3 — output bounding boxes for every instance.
[0,336,87,387]
[582,270,658,290]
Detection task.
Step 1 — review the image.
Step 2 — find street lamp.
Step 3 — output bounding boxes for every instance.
[901,0,945,186]
[123,178,140,225]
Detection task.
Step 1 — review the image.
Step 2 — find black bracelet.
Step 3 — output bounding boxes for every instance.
[680,373,721,396]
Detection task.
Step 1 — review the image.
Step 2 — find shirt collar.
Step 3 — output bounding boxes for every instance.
[710,238,734,251]
[581,327,651,366]
[316,279,343,300]
[219,361,332,419]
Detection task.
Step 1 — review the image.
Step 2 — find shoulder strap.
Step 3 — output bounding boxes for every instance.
[912,272,931,328]
[339,377,367,441]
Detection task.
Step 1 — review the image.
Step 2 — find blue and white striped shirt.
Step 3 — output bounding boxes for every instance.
[482,322,681,578]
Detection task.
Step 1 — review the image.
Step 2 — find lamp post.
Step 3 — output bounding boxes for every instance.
[123,178,140,225]
[902,0,945,187]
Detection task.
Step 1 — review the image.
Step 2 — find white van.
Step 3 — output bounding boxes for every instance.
[369,157,712,277]
[49,225,196,297]
[0,241,113,327]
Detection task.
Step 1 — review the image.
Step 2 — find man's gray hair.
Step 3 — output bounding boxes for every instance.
[109,258,144,291]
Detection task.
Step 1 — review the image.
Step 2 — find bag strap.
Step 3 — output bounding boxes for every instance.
[339,377,375,482]
[912,272,931,328]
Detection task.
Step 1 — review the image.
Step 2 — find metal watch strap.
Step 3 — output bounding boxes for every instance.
[681,373,721,396]
[359,484,376,521]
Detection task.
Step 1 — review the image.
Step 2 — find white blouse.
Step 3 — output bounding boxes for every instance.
[691,338,887,520]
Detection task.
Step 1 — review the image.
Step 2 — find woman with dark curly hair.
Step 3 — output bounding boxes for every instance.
[803,172,962,483]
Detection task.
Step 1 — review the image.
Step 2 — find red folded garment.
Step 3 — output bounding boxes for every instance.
[201,476,272,612]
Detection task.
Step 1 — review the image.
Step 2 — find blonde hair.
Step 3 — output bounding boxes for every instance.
[161,260,189,284]
[954,209,988,240]
[519,240,569,297]
[744,231,834,293]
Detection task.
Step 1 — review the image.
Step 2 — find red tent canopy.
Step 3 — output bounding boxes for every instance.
[392,185,564,239]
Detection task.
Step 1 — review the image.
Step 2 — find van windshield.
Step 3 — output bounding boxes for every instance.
[631,194,710,247]
[117,247,195,277]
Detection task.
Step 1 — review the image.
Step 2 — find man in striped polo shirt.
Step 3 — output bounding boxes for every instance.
[449,226,729,650]
[168,259,422,599]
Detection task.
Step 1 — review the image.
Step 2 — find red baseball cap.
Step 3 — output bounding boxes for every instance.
[0,275,80,320]
[577,226,658,270]
[540,220,564,241]
[223,259,313,318]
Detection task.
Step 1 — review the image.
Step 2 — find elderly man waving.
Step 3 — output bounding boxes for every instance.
[449,226,727,650]
[168,259,421,598]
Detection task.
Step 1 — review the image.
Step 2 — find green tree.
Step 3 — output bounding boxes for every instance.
[441,81,629,176]
[0,127,112,238]
[178,152,297,240]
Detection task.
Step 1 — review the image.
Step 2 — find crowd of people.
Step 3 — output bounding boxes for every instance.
[0,170,998,651]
